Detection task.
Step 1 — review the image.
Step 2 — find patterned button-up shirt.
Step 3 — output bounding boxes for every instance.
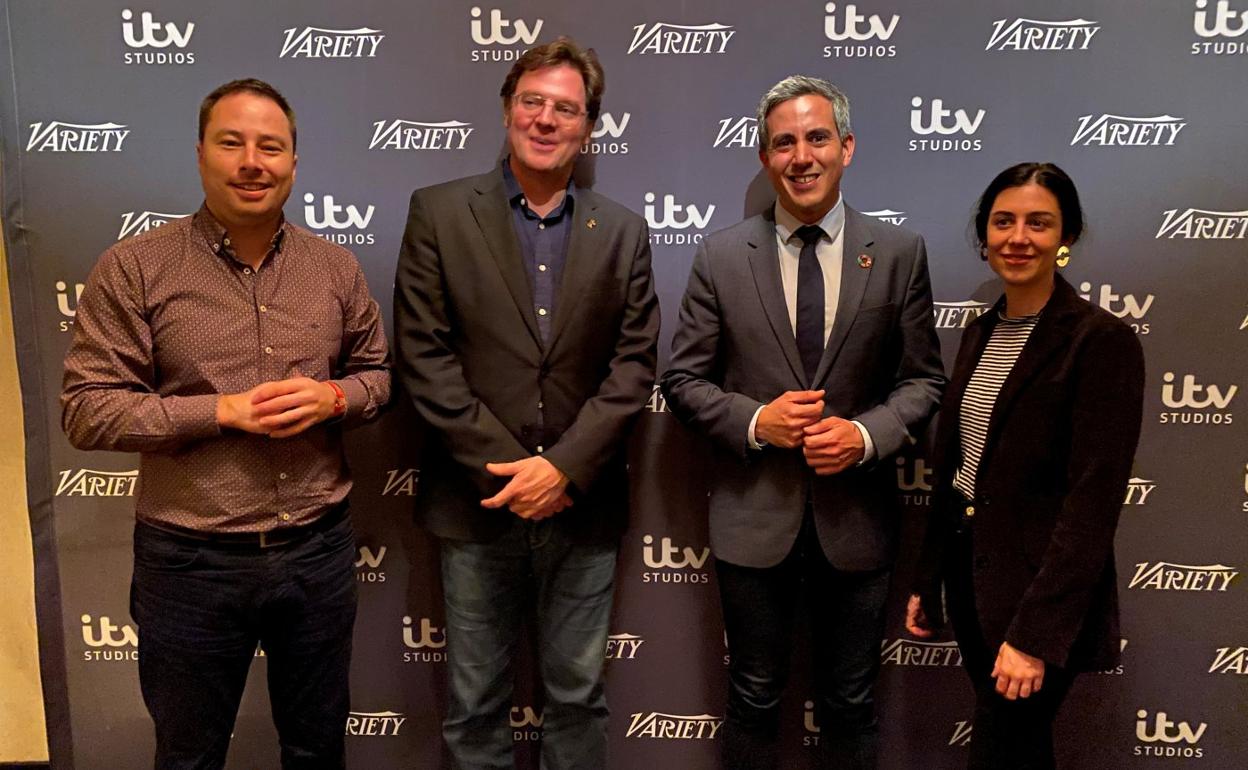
[62,204,391,532]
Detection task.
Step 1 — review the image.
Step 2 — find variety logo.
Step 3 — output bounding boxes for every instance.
[382,469,419,496]
[280,27,384,58]
[645,385,668,414]
[932,300,990,329]
[355,545,387,584]
[1155,208,1248,239]
[303,193,376,246]
[369,120,473,151]
[628,22,735,55]
[121,9,195,65]
[345,710,405,736]
[908,98,984,152]
[641,534,711,584]
[1209,645,1248,674]
[1135,709,1206,758]
[583,112,631,155]
[1123,477,1156,506]
[119,210,188,241]
[895,456,933,506]
[985,18,1100,51]
[949,720,973,747]
[1071,114,1186,147]
[1159,372,1236,425]
[625,712,723,739]
[81,613,138,661]
[56,281,84,332]
[606,632,646,660]
[1077,281,1153,334]
[401,615,446,663]
[864,209,907,226]
[823,3,898,59]
[1128,562,1239,591]
[881,638,962,666]
[56,469,137,497]
[644,193,715,246]
[713,117,758,149]
[1192,0,1248,55]
[470,7,542,61]
[511,706,543,741]
[26,122,129,153]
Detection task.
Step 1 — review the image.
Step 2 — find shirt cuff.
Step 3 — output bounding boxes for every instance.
[747,405,767,450]
[852,420,875,465]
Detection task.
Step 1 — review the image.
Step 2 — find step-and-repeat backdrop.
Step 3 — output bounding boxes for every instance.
[2,1,1245,767]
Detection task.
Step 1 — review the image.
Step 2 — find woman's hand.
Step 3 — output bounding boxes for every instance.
[904,594,936,638]
[992,641,1045,700]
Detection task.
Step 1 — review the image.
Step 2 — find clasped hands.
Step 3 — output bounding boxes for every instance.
[755,390,864,474]
[905,595,1045,701]
[217,376,338,438]
[481,456,571,521]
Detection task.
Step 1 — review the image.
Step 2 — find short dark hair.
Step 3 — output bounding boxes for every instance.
[973,162,1083,248]
[499,37,605,122]
[198,78,297,151]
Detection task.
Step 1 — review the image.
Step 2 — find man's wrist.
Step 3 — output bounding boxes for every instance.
[326,381,347,419]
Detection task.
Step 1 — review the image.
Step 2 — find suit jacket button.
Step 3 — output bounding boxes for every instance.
[964,505,975,517]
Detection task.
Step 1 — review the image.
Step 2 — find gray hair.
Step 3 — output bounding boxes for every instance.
[756,75,851,151]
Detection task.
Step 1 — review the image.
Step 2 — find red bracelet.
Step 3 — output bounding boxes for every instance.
[326,381,347,417]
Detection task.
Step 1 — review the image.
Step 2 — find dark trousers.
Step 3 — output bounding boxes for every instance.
[716,516,891,770]
[129,512,358,770]
[946,526,1076,770]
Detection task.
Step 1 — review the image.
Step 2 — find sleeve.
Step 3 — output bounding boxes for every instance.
[659,239,765,460]
[541,220,661,492]
[392,188,531,497]
[331,260,391,425]
[1004,321,1146,667]
[61,246,221,453]
[850,236,946,461]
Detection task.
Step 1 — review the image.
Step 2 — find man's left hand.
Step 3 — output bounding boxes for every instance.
[481,456,571,519]
[801,416,865,475]
[251,377,338,438]
[992,642,1045,700]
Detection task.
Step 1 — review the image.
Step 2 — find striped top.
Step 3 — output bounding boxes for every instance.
[952,312,1041,499]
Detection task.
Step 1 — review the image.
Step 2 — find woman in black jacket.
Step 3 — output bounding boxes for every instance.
[906,163,1145,769]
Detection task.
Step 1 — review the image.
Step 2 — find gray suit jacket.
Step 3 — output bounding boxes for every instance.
[394,168,660,543]
[660,205,944,569]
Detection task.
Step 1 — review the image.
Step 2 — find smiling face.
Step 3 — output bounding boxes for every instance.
[504,63,591,179]
[983,182,1072,295]
[196,91,296,233]
[759,94,855,224]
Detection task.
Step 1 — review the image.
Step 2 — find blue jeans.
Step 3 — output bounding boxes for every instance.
[440,519,617,770]
[129,512,357,770]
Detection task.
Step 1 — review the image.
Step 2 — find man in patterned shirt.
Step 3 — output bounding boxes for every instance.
[61,79,390,770]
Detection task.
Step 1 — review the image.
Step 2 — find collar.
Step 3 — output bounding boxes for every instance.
[193,203,288,259]
[774,195,845,246]
[501,156,576,214]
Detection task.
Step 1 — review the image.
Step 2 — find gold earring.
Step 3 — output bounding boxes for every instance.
[1055,246,1071,268]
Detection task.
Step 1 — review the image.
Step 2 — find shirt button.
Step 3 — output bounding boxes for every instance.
[212,242,220,252]
[264,346,273,354]
[223,237,232,246]
[280,513,291,521]
[538,223,546,230]
[538,401,543,409]
[536,445,544,453]
[537,307,547,316]
[520,197,526,206]
[259,305,268,313]
[965,505,975,517]
[279,472,288,480]
[243,267,252,275]
[538,264,548,272]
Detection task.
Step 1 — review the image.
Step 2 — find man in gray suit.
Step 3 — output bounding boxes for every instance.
[393,38,659,769]
[661,75,944,769]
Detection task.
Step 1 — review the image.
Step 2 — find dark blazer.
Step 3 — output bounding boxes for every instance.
[915,274,1145,671]
[661,205,945,570]
[393,168,660,543]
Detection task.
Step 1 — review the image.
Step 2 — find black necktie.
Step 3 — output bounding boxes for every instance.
[794,224,825,385]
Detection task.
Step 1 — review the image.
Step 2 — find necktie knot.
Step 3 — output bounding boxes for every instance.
[794,225,824,248]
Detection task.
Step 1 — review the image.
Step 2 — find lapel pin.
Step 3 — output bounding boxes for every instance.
[857,254,873,268]
[586,218,597,229]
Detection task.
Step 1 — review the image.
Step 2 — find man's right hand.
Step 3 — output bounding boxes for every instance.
[754,390,825,449]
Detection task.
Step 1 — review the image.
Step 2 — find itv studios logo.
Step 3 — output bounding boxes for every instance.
[1192,0,1248,55]
[121,9,195,65]
[822,3,899,59]
[583,112,630,156]
[1159,372,1237,426]
[639,534,711,584]
[644,193,715,247]
[908,97,985,153]
[470,6,542,62]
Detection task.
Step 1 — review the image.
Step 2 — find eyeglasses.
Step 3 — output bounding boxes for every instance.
[513,92,586,123]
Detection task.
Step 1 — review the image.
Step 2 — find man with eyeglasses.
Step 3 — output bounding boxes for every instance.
[393,37,659,769]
